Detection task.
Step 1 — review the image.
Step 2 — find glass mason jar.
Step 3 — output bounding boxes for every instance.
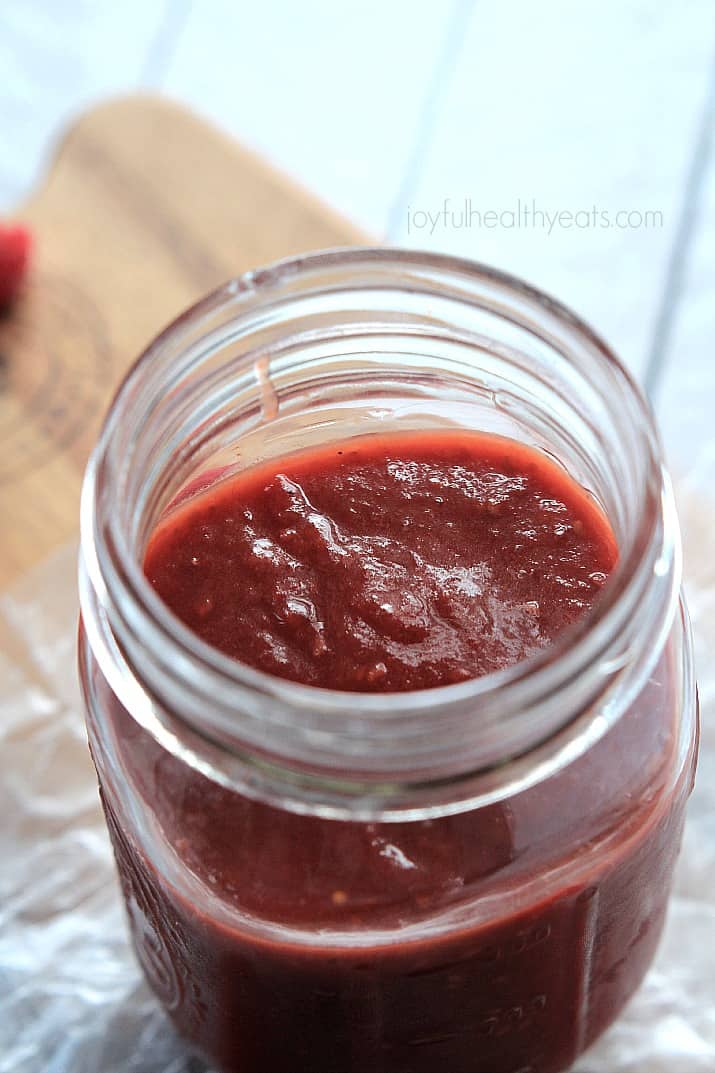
[78,249,697,1073]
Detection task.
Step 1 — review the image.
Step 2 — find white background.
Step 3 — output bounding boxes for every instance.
[2,0,715,485]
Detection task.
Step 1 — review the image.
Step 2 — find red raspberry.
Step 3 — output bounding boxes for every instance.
[0,223,32,308]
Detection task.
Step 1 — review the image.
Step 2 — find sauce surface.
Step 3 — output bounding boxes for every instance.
[145,431,617,691]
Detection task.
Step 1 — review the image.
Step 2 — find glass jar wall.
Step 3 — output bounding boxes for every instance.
[79,250,698,1073]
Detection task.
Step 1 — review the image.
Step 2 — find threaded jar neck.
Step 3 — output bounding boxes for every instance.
[79,248,678,818]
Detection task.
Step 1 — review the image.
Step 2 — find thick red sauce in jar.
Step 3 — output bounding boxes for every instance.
[144,431,617,690]
[94,431,690,1073]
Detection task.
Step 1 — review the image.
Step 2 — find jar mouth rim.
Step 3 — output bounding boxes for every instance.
[82,245,667,721]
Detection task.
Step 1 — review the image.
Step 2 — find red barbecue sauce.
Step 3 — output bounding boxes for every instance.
[96,431,687,1073]
[144,431,617,689]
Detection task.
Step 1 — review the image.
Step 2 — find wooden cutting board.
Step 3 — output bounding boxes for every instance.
[0,95,366,588]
